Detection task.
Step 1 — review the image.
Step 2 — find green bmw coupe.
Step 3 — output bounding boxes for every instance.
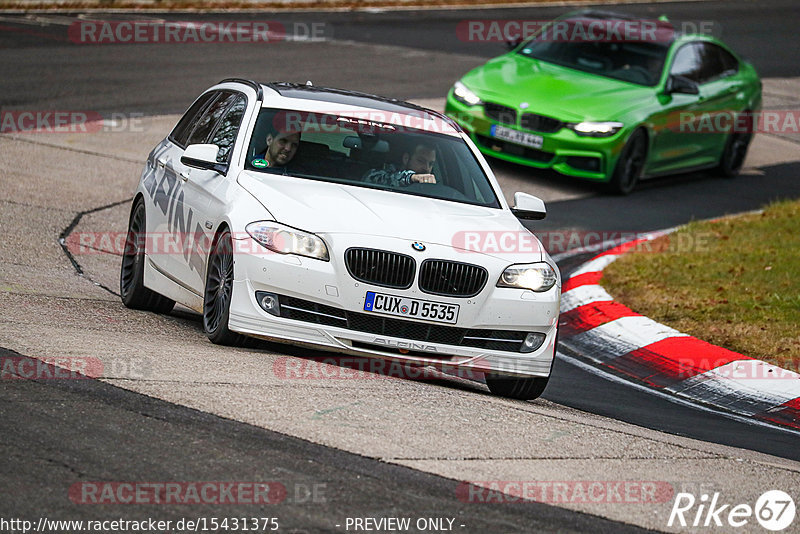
[445,10,762,194]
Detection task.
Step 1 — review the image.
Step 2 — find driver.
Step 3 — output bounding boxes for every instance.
[363,142,437,187]
[252,123,301,171]
[265,128,300,167]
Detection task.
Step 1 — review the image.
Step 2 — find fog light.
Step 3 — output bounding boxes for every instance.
[256,291,280,317]
[566,156,601,172]
[520,332,546,353]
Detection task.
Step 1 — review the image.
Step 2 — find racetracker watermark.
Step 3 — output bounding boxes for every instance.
[68,482,288,505]
[68,230,716,258]
[0,356,102,379]
[272,356,484,380]
[456,19,719,43]
[0,111,145,134]
[68,21,329,44]
[677,110,800,135]
[270,110,459,136]
[457,480,674,504]
[65,231,264,257]
[451,231,715,255]
[677,359,800,380]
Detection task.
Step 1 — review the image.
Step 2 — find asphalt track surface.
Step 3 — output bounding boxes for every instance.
[1,348,649,534]
[2,1,800,531]
[0,0,798,110]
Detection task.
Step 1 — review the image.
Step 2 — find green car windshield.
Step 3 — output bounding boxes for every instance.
[517,18,672,87]
[245,108,501,208]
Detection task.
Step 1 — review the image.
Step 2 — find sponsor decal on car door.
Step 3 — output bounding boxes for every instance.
[169,92,247,293]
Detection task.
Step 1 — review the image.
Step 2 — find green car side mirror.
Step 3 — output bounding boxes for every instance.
[665,75,700,96]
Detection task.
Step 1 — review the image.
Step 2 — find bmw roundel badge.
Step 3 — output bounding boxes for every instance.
[412,242,426,252]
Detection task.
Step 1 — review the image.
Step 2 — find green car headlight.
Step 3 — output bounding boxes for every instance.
[497,262,557,292]
[246,221,329,261]
[452,81,483,107]
[568,121,624,137]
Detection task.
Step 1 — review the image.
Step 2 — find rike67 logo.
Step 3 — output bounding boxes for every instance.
[669,490,795,531]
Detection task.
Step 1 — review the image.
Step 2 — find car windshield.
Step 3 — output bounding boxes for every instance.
[245,108,501,208]
[516,18,672,86]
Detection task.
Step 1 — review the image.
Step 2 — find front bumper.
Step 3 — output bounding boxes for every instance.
[227,235,560,378]
[446,92,628,182]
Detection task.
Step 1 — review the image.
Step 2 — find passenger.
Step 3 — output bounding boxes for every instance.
[363,142,437,187]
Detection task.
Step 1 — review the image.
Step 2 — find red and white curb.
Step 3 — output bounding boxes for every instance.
[557,235,800,432]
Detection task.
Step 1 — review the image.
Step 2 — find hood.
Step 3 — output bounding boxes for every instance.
[462,54,655,121]
[238,170,543,260]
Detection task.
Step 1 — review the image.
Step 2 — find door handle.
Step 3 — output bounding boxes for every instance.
[156,158,166,169]
[179,170,190,181]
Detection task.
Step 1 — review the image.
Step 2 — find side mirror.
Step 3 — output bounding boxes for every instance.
[181,144,226,174]
[664,74,699,96]
[511,192,547,220]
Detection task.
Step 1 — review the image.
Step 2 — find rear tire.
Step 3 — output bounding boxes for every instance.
[120,198,175,314]
[608,129,647,195]
[203,229,248,346]
[485,374,549,400]
[716,112,753,178]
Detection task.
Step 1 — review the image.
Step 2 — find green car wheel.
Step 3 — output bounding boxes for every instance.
[609,129,647,195]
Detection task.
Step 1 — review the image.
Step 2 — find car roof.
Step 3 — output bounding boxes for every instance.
[557,9,680,45]
[215,78,462,136]
[265,82,435,117]
[565,8,733,46]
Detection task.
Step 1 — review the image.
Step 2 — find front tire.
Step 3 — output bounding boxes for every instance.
[120,198,175,314]
[485,374,549,400]
[203,229,247,346]
[608,129,647,195]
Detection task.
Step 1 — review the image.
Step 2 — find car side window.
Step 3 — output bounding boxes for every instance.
[670,43,703,83]
[695,43,731,83]
[169,92,217,148]
[186,91,237,147]
[208,94,247,164]
[714,45,739,78]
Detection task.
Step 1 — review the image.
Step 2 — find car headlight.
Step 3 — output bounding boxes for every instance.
[497,262,557,292]
[245,221,329,261]
[567,121,624,137]
[452,80,483,107]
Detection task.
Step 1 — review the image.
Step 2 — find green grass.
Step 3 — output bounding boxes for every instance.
[601,199,800,371]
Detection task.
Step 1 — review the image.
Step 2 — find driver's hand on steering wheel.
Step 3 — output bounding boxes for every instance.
[411,173,437,184]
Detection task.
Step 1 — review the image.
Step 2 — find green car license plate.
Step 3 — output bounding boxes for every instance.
[491,125,544,149]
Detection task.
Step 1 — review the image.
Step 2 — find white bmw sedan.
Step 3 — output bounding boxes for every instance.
[121,79,560,400]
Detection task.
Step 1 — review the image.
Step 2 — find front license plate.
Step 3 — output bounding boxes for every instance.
[363,291,459,324]
[491,125,544,149]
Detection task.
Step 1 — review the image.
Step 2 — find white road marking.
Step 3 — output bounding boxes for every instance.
[560,284,613,313]
[671,360,800,415]
[568,253,619,278]
[564,316,687,362]
[557,351,800,436]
